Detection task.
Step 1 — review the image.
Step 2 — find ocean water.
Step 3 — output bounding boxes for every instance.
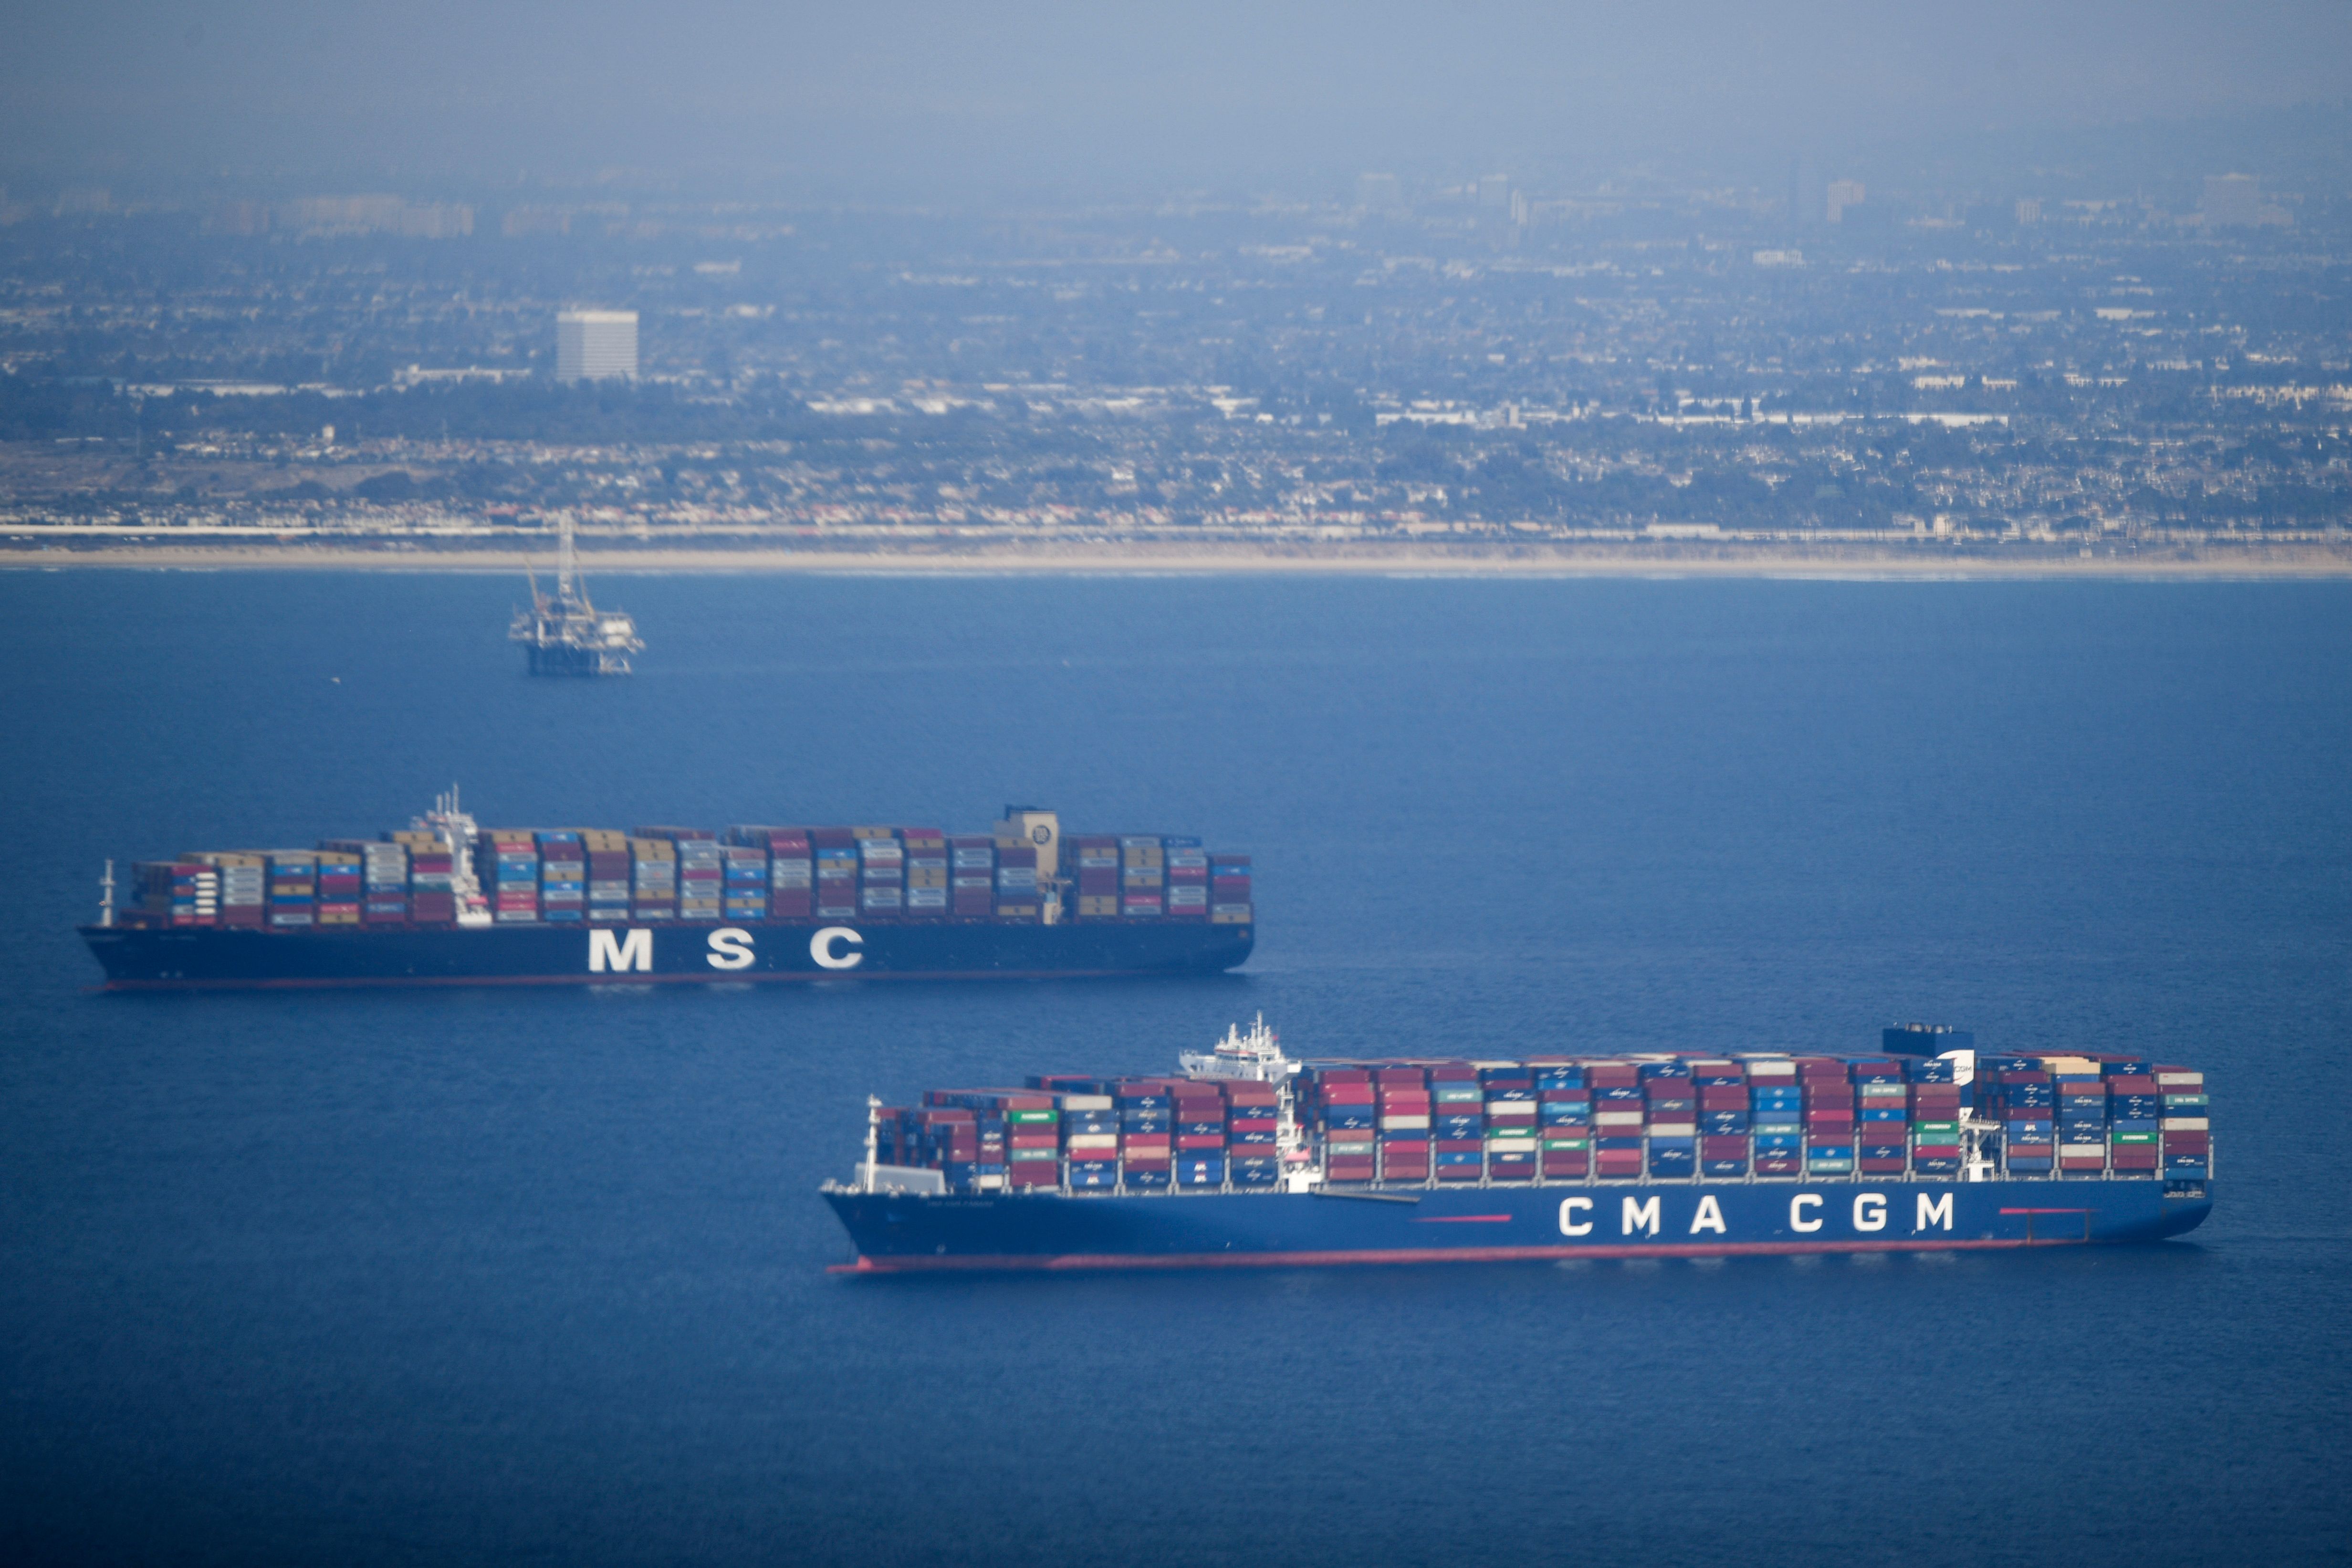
[1,570,2347,1567]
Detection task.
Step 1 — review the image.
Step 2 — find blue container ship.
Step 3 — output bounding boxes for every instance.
[823,1020,2213,1272]
[80,794,1252,990]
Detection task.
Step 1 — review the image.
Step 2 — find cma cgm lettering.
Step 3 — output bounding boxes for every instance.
[81,794,1252,991]
[822,1018,2213,1273]
[1551,1188,1960,1241]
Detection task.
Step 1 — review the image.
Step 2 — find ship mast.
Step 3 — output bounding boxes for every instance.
[556,510,578,602]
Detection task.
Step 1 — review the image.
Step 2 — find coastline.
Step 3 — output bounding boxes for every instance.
[4,539,2351,577]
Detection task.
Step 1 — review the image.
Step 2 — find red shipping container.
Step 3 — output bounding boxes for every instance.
[2060,1155,2109,1170]
[1700,1136,1750,1158]
[1327,1159,1377,1181]
[2112,1148,2160,1169]
[1595,1150,1643,1174]
[1376,1068,1428,1087]
[1176,1133,1227,1150]
[1859,1157,1909,1174]
[1435,1165,1482,1182]
[1540,1153,1589,1178]
[1699,1086,1750,1109]
[2163,1131,2210,1153]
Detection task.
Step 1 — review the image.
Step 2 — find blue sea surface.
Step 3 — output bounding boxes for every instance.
[1,571,2347,1566]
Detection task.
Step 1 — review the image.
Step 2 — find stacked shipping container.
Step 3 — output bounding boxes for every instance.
[117,816,1248,933]
[874,1047,2208,1196]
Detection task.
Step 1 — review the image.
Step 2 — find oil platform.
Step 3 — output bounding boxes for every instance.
[509,514,643,676]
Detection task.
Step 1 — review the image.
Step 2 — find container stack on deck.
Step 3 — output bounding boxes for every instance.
[867,1046,2209,1196]
[268,851,315,929]
[537,832,584,923]
[354,841,408,925]
[111,816,1249,933]
[994,843,1039,921]
[950,837,995,917]
[584,832,630,923]
[1211,856,1252,924]
[392,831,455,923]
[629,837,675,920]
[136,860,219,927]
[733,829,809,920]
[487,833,536,923]
[857,830,901,920]
[675,835,722,922]
[211,854,263,928]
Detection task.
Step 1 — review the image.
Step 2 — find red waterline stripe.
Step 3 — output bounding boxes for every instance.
[828,1237,2060,1275]
[96,967,1173,993]
[1413,1214,1514,1224]
[1997,1207,2094,1215]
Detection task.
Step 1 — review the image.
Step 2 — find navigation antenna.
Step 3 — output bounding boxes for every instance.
[862,1097,883,1193]
[98,859,115,928]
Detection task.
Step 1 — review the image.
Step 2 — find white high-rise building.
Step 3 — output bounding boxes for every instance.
[556,310,638,382]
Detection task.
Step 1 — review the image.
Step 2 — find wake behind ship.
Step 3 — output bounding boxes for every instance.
[82,794,1252,990]
[822,1020,2213,1272]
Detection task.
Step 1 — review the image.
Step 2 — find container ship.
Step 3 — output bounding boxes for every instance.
[81,792,1253,990]
[822,1021,2213,1272]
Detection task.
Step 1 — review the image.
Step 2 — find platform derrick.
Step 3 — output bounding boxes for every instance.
[509,513,642,676]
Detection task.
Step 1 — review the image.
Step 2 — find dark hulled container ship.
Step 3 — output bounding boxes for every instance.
[82,793,1252,990]
[822,1020,2213,1272]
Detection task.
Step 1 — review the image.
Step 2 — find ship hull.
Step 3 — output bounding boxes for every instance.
[80,919,1253,991]
[824,1178,2212,1272]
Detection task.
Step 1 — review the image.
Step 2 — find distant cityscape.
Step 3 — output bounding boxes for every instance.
[1,161,2346,559]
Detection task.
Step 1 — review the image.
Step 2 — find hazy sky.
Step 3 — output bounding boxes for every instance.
[6,0,2351,197]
